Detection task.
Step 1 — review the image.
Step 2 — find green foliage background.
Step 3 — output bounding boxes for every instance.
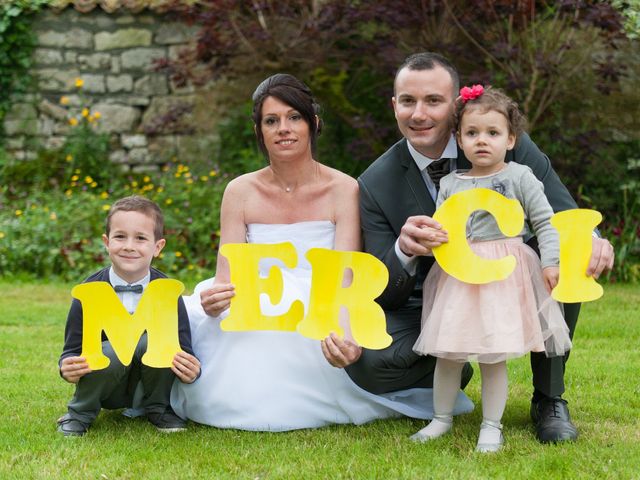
[0,0,639,282]
[0,0,47,137]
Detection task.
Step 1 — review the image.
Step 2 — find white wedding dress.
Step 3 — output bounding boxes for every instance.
[170,221,473,431]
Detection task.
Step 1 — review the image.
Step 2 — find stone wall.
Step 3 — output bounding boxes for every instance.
[3,6,219,171]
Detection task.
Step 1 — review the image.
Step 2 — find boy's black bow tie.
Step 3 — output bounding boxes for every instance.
[114,284,143,294]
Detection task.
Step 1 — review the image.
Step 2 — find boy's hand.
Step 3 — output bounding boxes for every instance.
[542,266,559,294]
[200,283,235,317]
[172,351,201,384]
[60,356,91,383]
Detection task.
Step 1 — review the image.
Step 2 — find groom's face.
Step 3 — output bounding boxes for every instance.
[392,66,456,159]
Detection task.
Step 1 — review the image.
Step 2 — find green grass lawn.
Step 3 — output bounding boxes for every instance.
[1,280,638,479]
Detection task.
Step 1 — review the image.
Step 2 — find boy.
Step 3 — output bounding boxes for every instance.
[57,195,200,436]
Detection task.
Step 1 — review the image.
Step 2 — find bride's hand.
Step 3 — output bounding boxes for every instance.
[321,333,362,368]
[200,283,235,317]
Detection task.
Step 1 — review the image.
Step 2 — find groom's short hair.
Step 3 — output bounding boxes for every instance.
[394,52,460,97]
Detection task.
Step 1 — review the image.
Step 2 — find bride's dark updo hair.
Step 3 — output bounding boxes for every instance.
[252,73,323,157]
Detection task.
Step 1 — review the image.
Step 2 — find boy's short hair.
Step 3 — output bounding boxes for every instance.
[105,195,164,240]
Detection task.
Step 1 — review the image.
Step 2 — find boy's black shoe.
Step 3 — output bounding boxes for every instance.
[531,396,578,443]
[57,414,90,437]
[147,409,187,433]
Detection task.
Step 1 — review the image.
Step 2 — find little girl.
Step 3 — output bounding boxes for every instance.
[411,85,572,452]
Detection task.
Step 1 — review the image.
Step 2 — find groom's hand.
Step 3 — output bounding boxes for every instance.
[321,333,362,368]
[399,215,448,257]
[588,236,615,278]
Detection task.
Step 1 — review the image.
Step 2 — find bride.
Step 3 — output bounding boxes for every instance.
[170,74,472,430]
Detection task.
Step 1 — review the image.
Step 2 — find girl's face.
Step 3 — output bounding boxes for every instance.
[259,96,311,162]
[457,108,515,176]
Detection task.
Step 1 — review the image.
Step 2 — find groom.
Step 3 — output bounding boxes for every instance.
[321,52,614,443]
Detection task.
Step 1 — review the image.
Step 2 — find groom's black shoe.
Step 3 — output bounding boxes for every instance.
[531,396,578,443]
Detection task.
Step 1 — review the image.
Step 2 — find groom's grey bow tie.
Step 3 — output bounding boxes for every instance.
[114,284,143,294]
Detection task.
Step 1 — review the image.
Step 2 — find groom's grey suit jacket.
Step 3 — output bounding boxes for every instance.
[352,133,579,396]
[358,134,577,312]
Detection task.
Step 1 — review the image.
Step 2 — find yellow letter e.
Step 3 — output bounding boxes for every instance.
[219,242,304,332]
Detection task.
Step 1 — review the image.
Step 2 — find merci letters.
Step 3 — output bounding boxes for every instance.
[75,188,603,370]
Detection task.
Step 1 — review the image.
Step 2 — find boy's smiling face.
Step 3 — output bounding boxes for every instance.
[102,210,165,284]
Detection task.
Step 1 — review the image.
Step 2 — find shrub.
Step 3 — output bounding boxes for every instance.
[0,157,228,282]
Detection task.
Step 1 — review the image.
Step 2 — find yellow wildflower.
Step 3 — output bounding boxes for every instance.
[209,170,217,177]
[85,176,93,183]
[65,189,72,197]
[66,154,73,162]
[75,78,84,88]
[91,182,97,188]
[143,176,151,183]
[93,111,101,119]
[68,117,78,126]
[74,169,81,174]
[0,232,5,239]
[131,181,138,188]
[186,178,193,185]
[165,198,173,205]
[156,186,164,193]
[15,210,23,216]
[59,96,70,105]
[88,116,95,123]
[159,253,165,259]
[188,264,194,271]
[175,251,183,258]
[50,212,57,221]
[102,204,111,211]
[71,175,79,181]
[100,191,109,199]
[200,176,208,182]
[81,108,89,118]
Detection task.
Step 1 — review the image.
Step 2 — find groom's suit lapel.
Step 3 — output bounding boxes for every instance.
[398,139,437,216]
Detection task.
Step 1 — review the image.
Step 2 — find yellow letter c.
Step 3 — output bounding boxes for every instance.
[432,188,524,284]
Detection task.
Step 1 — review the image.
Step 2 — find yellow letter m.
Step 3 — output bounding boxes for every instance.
[72,279,184,370]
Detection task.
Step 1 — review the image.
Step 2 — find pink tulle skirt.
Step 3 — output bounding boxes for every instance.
[413,238,572,364]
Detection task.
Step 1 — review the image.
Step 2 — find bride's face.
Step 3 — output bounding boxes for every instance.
[260,96,312,161]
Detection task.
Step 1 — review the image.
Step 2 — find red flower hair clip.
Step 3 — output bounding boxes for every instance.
[459,84,484,103]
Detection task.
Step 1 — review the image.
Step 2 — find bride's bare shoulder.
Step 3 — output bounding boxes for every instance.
[224,168,269,195]
[321,164,358,192]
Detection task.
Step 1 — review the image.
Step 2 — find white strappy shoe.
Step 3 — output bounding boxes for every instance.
[476,419,504,453]
[409,414,453,443]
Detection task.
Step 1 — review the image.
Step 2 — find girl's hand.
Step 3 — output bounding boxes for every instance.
[200,283,235,317]
[542,266,559,293]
